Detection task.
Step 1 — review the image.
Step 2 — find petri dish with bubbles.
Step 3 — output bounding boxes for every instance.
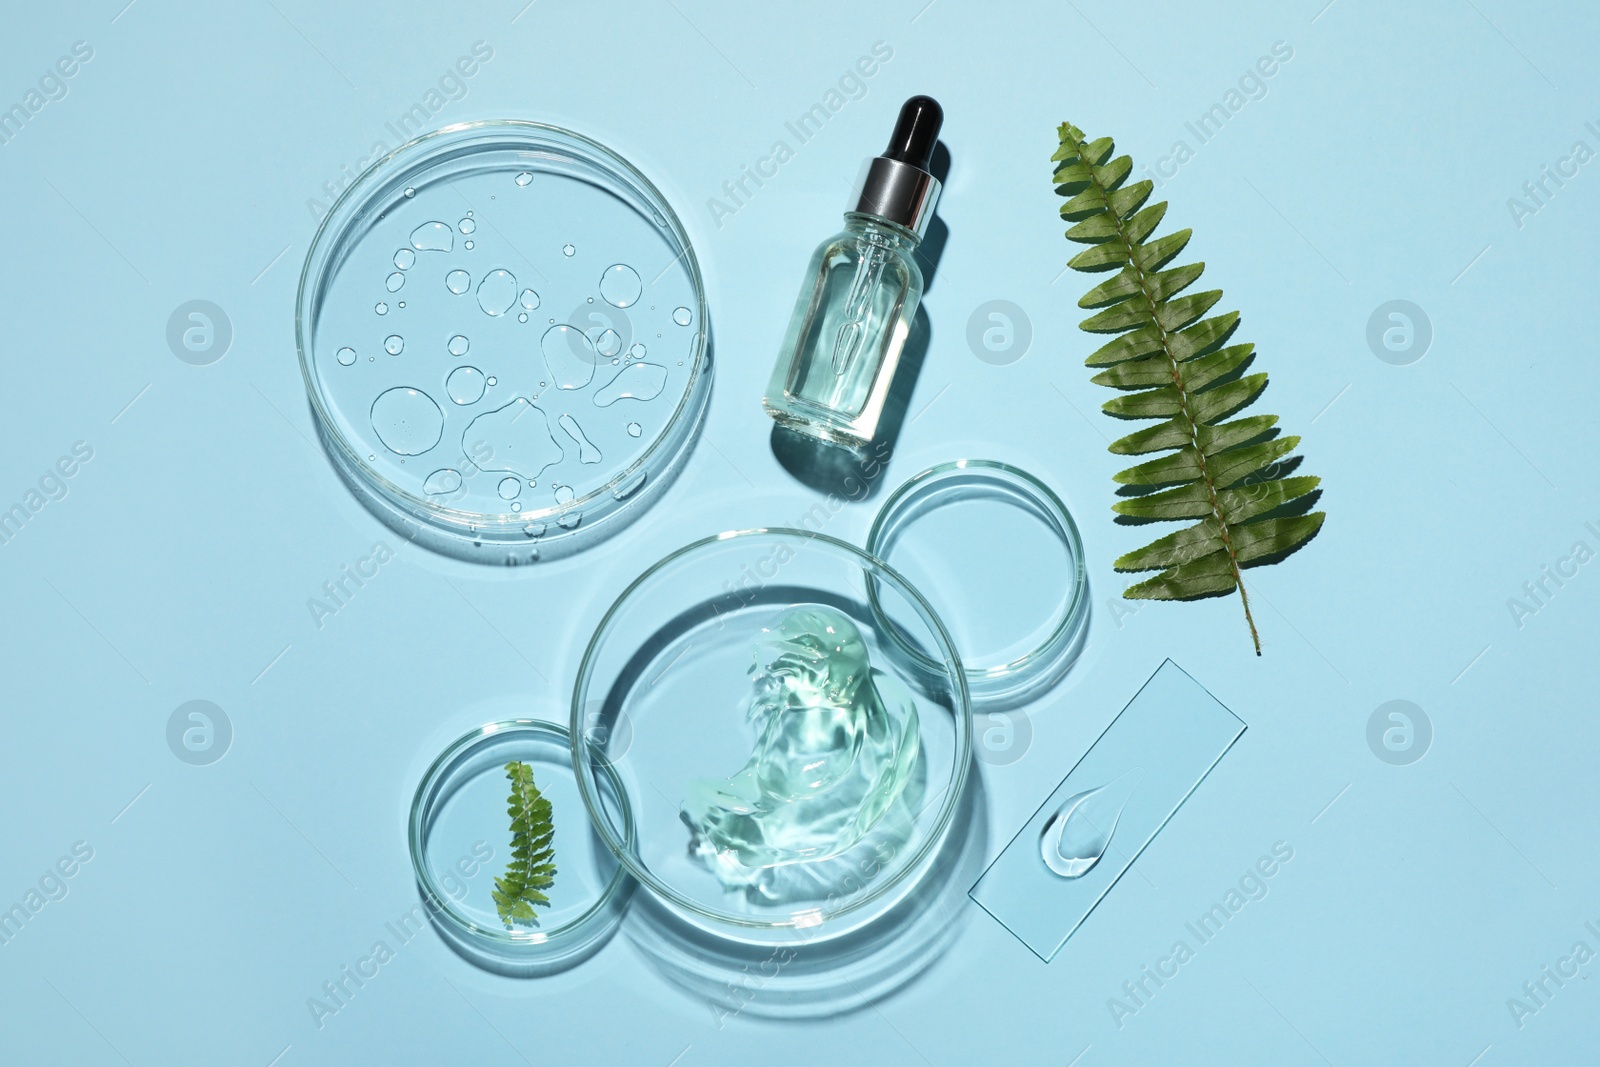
[408,719,633,976]
[867,460,1089,708]
[571,529,971,946]
[297,121,710,563]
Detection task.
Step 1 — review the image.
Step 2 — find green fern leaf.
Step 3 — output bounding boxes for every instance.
[1055,121,1326,654]
[493,761,556,929]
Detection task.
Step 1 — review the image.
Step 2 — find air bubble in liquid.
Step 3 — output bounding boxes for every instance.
[446,270,471,295]
[541,324,598,391]
[384,335,405,355]
[403,187,415,198]
[553,483,580,527]
[370,387,443,456]
[410,221,453,252]
[558,413,602,464]
[459,218,476,234]
[595,329,622,358]
[517,313,528,323]
[394,249,416,270]
[497,477,521,500]
[462,398,562,481]
[464,240,474,250]
[519,289,540,310]
[593,362,668,406]
[423,468,462,495]
[476,269,517,316]
[375,302,388,315]
[336,347,357,366]
[673,306,693,326]
[598,264,642,308]
[386,272,405,292]
[562,244,575,257]
[628,343,647,359]
[446,366,486,405]
[514,172,533,186]
[627,422,642,437]
[447,335,470,356]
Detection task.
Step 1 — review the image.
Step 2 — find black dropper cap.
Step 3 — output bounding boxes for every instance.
[851,95,943,238]
[882,95,943,171]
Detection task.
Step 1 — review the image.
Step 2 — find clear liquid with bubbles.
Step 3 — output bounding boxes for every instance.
[312,163,698,520]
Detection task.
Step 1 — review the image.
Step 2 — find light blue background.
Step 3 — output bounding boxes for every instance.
[1,1,1596,1064]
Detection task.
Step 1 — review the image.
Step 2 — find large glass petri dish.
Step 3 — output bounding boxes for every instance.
[408,719,633,975]
[867,460,1088,708]
[571,529,972,944]
[297,121,710,563]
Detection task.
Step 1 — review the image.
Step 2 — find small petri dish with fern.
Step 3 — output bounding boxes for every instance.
[408,719,633,976]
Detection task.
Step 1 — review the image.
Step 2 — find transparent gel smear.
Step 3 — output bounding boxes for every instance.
[681,606,921,894]
[1039,769,1141,878]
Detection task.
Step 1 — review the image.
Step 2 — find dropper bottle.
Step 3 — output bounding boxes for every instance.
[762,95,943,451]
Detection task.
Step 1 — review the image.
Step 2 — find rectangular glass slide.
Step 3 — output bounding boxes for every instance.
[969,660,1246,961]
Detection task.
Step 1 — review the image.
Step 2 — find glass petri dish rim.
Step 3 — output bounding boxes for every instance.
[407,718,635,953]
[569,527,973,931]
[865,459,1088,688]
[294,119,710,535]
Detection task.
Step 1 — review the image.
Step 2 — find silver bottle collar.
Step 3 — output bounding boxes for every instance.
[850,156,941,239]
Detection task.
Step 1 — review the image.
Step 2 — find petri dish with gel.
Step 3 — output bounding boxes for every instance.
[867,460,1088,708]
[297,121,710,563]
[571,529,971,945]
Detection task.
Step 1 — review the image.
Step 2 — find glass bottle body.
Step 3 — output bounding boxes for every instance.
[763,214,924,450]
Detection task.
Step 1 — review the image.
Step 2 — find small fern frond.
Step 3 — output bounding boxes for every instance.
[1053,121,1325,655]
[493,761,555,928]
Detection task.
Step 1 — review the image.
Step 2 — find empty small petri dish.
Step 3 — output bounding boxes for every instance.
[297,121,711,564]
[867,460,1088,708]
[408,719,633,976]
